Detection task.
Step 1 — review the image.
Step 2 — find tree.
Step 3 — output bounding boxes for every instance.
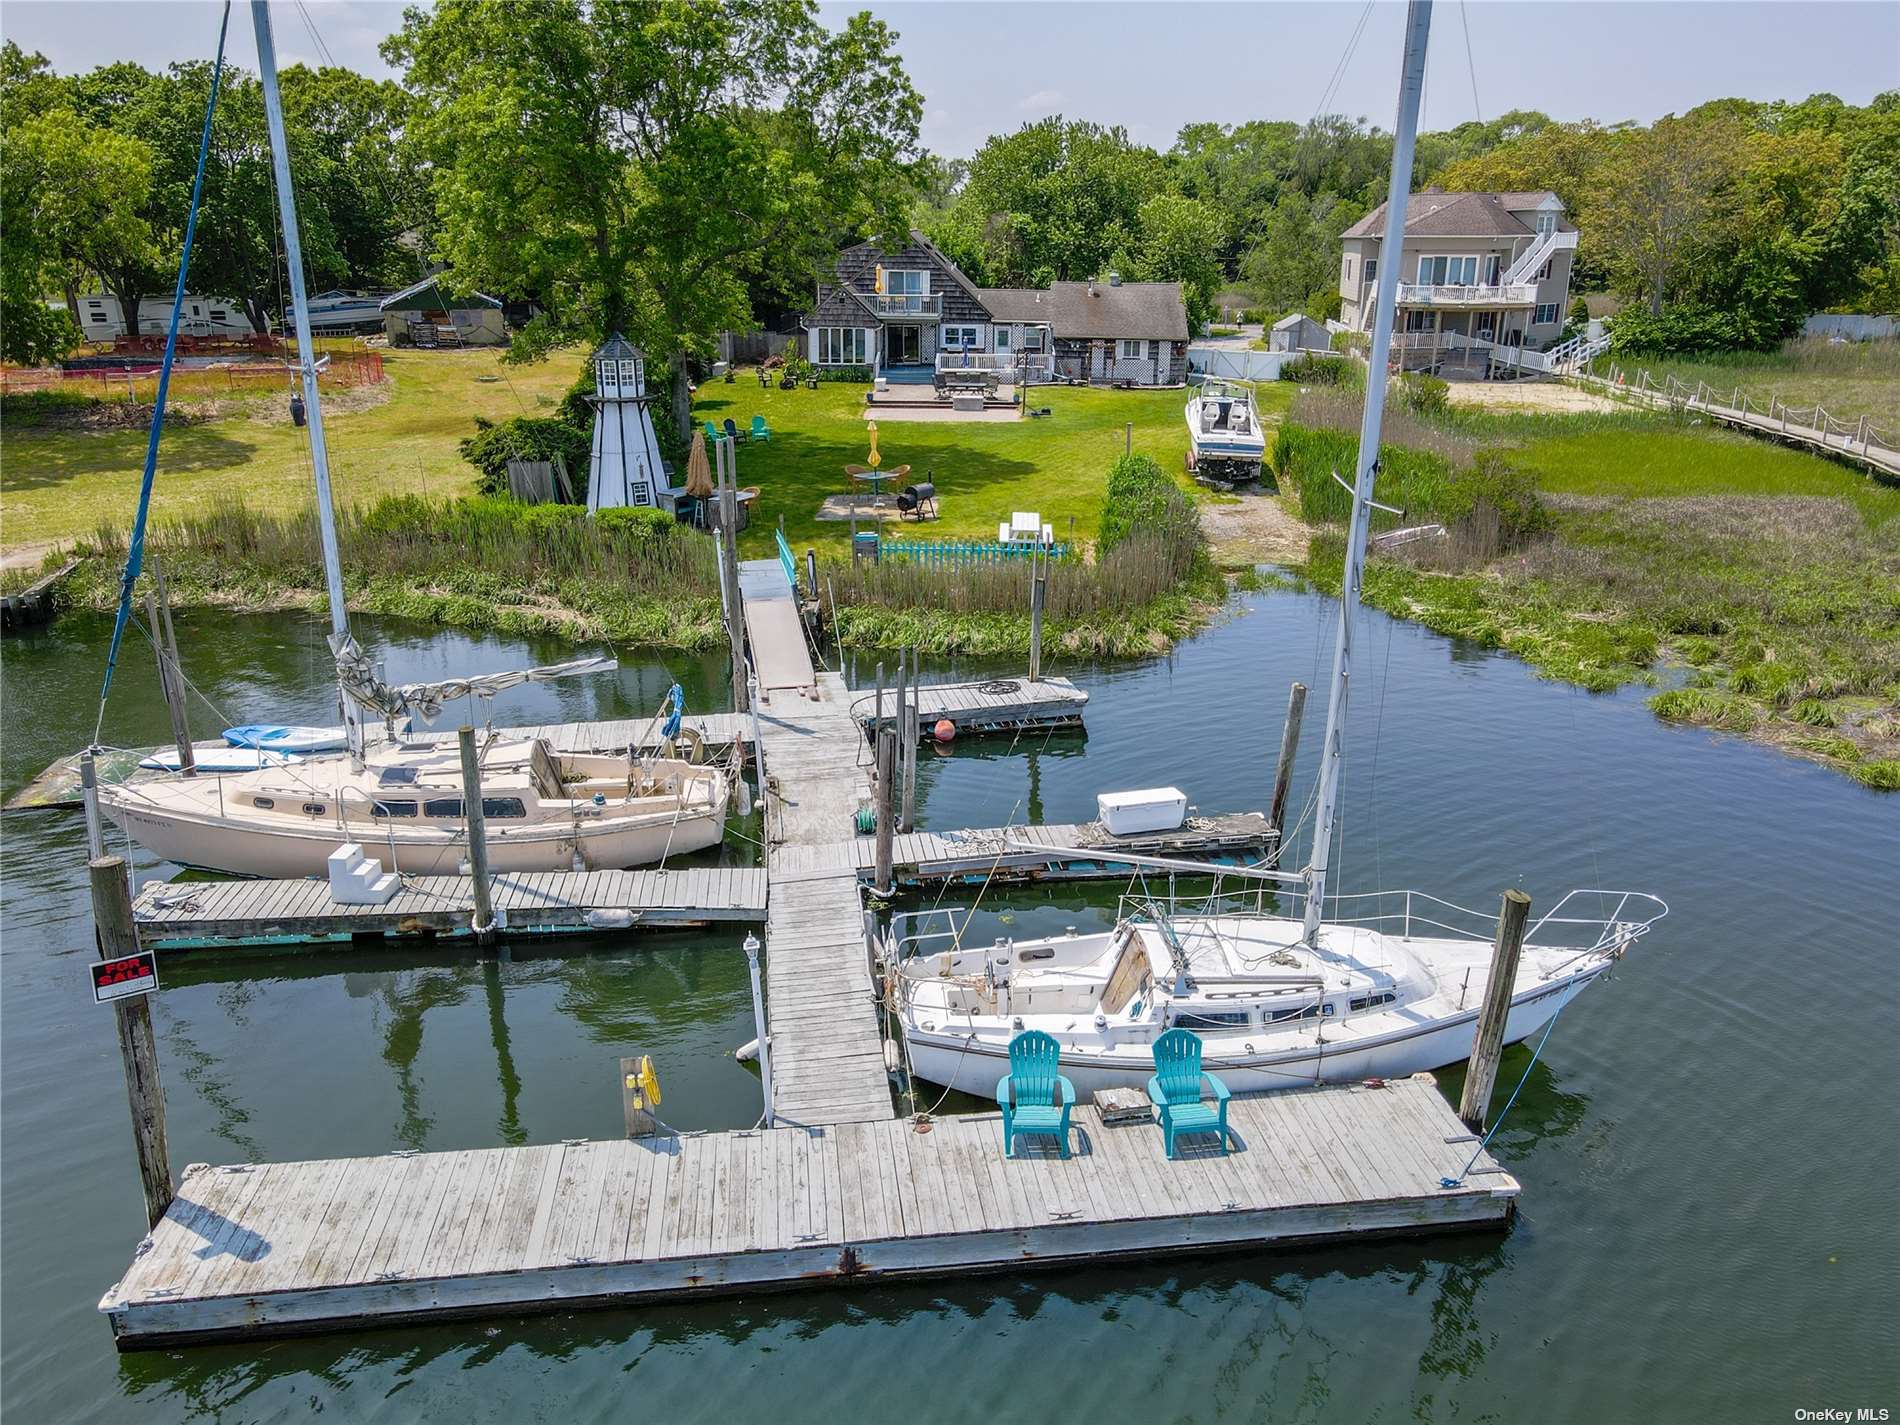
[5,111,164,344]
[1123,193,1223,331]
[1240,190,1359,315]
[932,117,1167,287]
[1593,114,1741,315]
[390,0,921,437]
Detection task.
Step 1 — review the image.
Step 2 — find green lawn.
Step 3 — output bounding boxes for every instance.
[695,376,1294,558]
[1582,335,1900,431]
[1,347,576,551]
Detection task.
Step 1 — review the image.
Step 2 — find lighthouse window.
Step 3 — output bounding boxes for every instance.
[619,359,638,385]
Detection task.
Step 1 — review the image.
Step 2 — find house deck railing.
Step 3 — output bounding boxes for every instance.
[1396,281,1537,308]
[865,292,942,317]
[933,350,1055,378]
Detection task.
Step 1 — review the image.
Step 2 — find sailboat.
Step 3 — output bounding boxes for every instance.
[894,1,1664,1097]
[97,2,728,878]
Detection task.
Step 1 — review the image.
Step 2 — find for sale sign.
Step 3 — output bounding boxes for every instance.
[91,951,158,1003]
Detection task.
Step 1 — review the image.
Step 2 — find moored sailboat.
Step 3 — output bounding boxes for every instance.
[895,1,1665,1096]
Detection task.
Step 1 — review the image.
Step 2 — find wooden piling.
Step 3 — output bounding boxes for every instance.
[873,726,895,894]
[458,726,497,947]
[900,649,918,834]
[1267,681,1307,867]
[1459,889,1532,1133]
[1028,566,1046,683]
[619,1055,659,1139]
[716,439,750,714]
[89,856,172,1229]
[80,747,107,860]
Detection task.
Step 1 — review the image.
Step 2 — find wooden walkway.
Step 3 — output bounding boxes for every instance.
[770,813,1277,887]
[5,713,750,813]
[734,562,893,1127]
[100,1076,1516,1348]
[854,675,1089,737]
[130,867,767,951]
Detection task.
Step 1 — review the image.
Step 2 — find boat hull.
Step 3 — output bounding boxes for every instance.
[904,968,1601,1099]
[104,797,727,877]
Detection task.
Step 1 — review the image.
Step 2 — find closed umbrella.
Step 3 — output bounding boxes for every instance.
[684,429,714,498]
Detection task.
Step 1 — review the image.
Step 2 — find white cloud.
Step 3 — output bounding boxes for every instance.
[1017,88,1063,112]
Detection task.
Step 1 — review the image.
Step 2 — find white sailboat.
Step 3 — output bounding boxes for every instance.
[98,1,728,878]
[895,0,1664,1097]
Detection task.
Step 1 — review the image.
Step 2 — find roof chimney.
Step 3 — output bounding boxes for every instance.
[1108,270,1122,287]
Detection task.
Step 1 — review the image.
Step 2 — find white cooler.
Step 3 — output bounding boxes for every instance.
[1097,787,1188,836]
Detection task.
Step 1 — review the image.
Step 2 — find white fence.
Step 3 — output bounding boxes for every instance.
[1187,346,1299,382]
[1802,314,1896,341]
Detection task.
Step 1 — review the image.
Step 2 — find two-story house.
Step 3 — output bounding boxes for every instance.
[802,231,1189,387]
[1338,189,1577,371]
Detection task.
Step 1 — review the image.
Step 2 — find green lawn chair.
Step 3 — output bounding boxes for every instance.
[1145,1028,1231,1158]
[703,419,722,442]
[996,1030,1076,1158]
[750,415,772,443]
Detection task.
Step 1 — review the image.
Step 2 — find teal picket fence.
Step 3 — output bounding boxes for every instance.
[880,539,1069,567]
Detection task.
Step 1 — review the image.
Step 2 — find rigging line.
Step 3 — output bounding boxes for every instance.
[94,0,233,744]
[1366,602,1395,896]
[1311,0,1376,127]
[1442,981,1580,1188]
[294,0,338,69]
[1459,0,1483,126]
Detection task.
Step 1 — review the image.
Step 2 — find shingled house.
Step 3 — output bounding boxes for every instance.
[802,231,1188,387]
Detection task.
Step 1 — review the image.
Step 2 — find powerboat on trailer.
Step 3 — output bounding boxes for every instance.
[1185,380,1266,487]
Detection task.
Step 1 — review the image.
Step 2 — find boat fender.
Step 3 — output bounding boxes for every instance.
[586,908,636,930]
[883,1040,901,1073]
[933,719,956,743]
[735,1037,760,1063]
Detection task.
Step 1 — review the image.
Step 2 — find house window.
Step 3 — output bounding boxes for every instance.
[817,327,867,364]
[1484,255,1501,284]
[883,269,926,295]
[1404,310,1436,333]
[940,325,979,349]
[1343,255,1355,284]
[1534,303,1560,326]
[1022,327,1046,352]
[1535,260,1552,281]
[1535,212,1557,236]
[1416,255,1478,286]
[1364,258,1377,284]
[1117,339,1145,361]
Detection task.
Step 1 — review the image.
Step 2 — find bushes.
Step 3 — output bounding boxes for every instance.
[815,363,869,383]
[1098,453,1195,554]
[1280,352,1358,387]
[459,414,592,498]
[1392,372,1449,418]
[1608,304,1777,357]
[595,505,676,541]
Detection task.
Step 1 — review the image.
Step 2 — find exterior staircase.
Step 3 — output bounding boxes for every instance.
[1502,227,1578,285]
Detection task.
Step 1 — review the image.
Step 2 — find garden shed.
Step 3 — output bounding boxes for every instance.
[379,276,506,347]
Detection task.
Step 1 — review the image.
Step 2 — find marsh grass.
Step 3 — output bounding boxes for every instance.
[1581,335,1900,430]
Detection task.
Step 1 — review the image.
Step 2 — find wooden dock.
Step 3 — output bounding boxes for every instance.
[130,867,768,951]
[769,814,1277,888]
[738,564,893,1125]
[855,675,1089,737]
[4,713,751,812]
[0,555,80,633]
[99,1076,1516,1348]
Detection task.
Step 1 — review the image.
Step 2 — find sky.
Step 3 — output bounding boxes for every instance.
[3,0,1895,157]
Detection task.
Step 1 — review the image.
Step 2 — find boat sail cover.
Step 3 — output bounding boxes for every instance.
[334,637,617,724]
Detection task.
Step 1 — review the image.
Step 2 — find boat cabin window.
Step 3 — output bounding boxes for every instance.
[1175,1010,1252,1029]
[1269,1002,1320,1023]
[378,767,419,787]
[370,799,418,818]
[252,796,274,809]
[423,798,463,818]
[1349,992,1397,1011]
[301,802,326,816]
[483,797,527,819]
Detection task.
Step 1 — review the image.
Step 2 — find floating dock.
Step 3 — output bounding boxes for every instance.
[770,814,1277,889]
[99,1076,1516,1348]
[854,675,1088,737]
[131,867,767,951]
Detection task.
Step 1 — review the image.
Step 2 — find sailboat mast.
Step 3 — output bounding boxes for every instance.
[1302,0,1433,943]
[252,0,364,762]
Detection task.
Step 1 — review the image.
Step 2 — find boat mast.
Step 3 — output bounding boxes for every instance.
[253,0,365,766]
[1302,0,1432,944]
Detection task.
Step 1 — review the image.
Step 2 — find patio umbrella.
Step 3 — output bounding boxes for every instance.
[684,429,714,498]
[867,420,881,470]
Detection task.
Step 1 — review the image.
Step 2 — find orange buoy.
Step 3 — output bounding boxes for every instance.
[933,718,956,743]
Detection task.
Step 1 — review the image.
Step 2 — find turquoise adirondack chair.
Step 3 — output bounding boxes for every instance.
[750,415,772,443]
[996,1030,1076,1158]
[703,419,722,442]
[1145,1028,1231,1158]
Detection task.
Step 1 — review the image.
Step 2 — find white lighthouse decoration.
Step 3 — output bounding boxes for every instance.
[585,333,667,513]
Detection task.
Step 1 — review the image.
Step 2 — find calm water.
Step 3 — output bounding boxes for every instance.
[3,596,1894,1423]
